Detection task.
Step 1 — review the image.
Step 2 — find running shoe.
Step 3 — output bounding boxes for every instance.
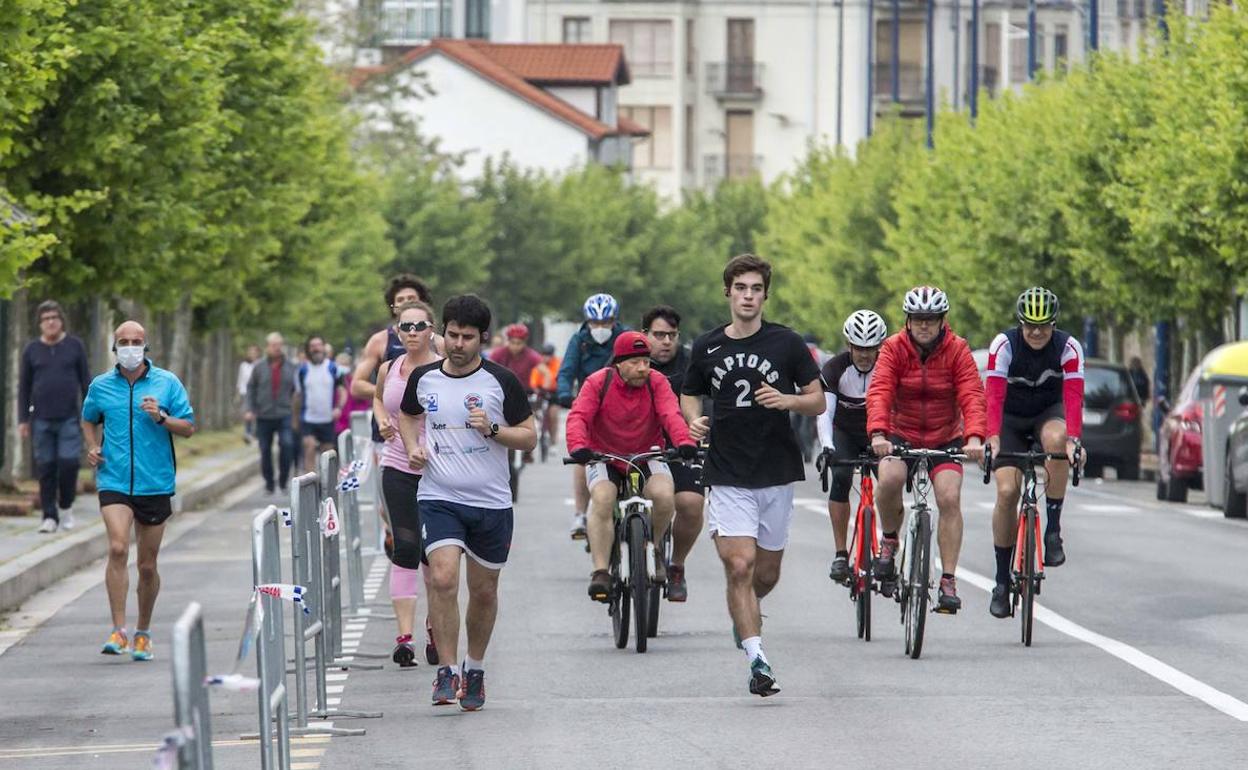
[101,629,129,655]
[876,537,899,597]
[569,512,587,540]
[989,583,1011,619]
[588,569,611,603]
[432,666,460,706]
[666,564,688,602]
[935,575,962,614]
[1043,531,1066,567]
[748,657,780,697]
[425,622,438,666]
[38,518,57,534]
[392,634,416,668]
[131,632,153,661]
[60,511,75,530]
[458,667,486,711]
[828,555,850,584]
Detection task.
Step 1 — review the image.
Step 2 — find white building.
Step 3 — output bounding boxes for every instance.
[354,39,648,178]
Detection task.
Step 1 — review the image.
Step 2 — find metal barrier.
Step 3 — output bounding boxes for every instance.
[171,602,214,769]
[349,410,387,554]
[251,506,291,770]
[337,431,367,614]
[318,451,344,662]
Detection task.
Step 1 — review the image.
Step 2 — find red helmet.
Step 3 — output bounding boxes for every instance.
[504,323,529,340]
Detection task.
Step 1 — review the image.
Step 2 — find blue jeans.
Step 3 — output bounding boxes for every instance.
[255,417,296,490]
[32,417,82,520]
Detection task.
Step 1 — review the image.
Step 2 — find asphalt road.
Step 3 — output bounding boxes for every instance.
[2,458,1247,769]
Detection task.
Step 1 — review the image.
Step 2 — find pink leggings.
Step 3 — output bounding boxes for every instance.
[390,565,422,599]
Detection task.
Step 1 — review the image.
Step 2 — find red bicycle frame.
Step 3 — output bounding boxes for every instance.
[851,474,879,588]
[1013,502,1045,576]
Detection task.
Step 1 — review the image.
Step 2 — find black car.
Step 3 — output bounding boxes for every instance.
[1223,389,1248,518]
[1080,359,1144,480]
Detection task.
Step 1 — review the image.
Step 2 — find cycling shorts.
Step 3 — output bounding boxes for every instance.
[995,402,1065,470]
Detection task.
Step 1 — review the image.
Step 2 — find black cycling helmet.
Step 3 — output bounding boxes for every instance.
[1016,287,1059,325]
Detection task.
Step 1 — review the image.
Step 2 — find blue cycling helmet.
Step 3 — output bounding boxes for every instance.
[583,293,619,322]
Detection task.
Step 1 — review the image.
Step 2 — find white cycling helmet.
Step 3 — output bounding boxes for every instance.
[843,310,888,347]
[902,285,949,315]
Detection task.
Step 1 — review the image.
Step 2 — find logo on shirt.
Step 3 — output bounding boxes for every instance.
[425,393,439,413]
[707,345,722,354]
[710,352,781,390]
[463,393,484,411]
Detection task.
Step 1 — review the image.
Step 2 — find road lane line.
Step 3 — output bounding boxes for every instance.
[956,566,1248,722]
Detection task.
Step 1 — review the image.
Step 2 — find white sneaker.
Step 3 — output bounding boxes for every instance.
[59,511,75,530]
[569,512,587,540]
[38,518,57,533]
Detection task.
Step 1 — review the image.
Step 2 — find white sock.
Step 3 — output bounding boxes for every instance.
[742,636,766,664]
[463,656,484,672]
[448,664,460,675]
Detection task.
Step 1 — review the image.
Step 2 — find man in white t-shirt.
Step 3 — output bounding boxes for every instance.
[398,294,536,712]
[293,335,345,472]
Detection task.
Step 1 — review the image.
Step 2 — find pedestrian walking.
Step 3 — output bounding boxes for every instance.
[81,320,195,661]
[292,335,345,472]
[398,294,537,711]
[18,300,90,533]
[236,343,260,444]
[245,332,299,495]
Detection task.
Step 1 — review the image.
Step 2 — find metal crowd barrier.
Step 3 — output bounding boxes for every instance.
[318,451,345,662]
[337,431,367,614]
[349,411,387,554]
[171,602,214,769]
[251,506,291,770]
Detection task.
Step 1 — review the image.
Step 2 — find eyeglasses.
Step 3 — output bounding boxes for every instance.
[398,321,431,334]
[909,314,943,325]
[648,331,678,341]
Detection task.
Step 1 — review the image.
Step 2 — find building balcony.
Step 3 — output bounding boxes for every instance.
[871,62,925,105]
[705,62,764,101]
[704,153,763,182]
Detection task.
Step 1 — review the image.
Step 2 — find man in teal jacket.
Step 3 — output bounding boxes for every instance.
[557,293,627,539]
[82,320,196,662]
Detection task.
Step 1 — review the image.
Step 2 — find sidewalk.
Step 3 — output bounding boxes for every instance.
[0,438,259,614]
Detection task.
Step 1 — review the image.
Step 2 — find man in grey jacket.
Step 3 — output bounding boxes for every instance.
[244,332,299,494]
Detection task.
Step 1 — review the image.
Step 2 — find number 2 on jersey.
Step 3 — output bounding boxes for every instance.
[734,379,752,408]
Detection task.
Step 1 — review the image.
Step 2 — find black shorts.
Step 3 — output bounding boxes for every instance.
[381,468,424,568]
[996,402,1065,470]
[671,460,705,496]
[828,426,872,503]
[301,421,336,445]
[99,491,174,526]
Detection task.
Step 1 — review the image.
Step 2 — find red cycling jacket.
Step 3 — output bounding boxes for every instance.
[566,367,692,469]
[866,325,987,446]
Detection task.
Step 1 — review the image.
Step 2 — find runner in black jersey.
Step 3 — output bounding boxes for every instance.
[681,255,824,698]
[643,304,700,602]
[815,310,887,584]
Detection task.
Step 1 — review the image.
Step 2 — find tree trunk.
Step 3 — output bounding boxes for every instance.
[166,297,192,383]
[88,297,114,375]
[0,291,30,490]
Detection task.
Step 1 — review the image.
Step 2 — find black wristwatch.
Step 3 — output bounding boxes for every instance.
[157,409,168,425]
[488,422,500,438]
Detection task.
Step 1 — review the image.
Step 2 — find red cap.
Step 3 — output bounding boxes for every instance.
[612,331,651,361]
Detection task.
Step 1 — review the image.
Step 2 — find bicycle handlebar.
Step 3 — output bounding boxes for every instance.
[562,447,701,469]
[981,445,1083,486]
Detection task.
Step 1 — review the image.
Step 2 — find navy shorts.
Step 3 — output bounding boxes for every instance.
[420,499,513,570]
[301,421,336,445]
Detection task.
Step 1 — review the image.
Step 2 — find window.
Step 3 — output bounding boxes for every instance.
[465,0,489,39]
[1054,24,1069,69]
[620,106,672,169]
[874,19,924,100]
[563,17,591,43]
[685,19,696,78]
[685,105,694,172]
[1009,24,1027,84]
[379,0,450,43]
[609,20,674,78]
[984,23,1001,96]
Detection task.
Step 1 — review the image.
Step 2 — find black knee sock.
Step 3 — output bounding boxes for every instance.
[1045,497,1063,536]
[883,531,897,541]
[994,546,1012,586]
[835,549,849,559]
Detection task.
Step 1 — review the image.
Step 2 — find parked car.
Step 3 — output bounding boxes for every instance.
[1223,388,1248,518]
[1081,359,1144,480]
[1156,367,1204,502]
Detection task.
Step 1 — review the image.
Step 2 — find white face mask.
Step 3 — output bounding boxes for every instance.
[116,345,145,371]
[589,326,613,345]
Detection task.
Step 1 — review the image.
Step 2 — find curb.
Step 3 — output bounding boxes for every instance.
[0,455,258,614]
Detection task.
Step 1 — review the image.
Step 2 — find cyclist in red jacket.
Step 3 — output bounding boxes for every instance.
[866,286,987,614]
[566,332,697,603]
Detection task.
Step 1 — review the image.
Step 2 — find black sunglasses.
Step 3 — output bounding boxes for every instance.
[398,320,431,333]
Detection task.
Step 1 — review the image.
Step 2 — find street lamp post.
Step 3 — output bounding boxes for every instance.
[926,0,935,148]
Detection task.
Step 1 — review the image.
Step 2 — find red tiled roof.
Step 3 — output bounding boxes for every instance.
[347,66,388,89]
[465,42,630,86]
[380,40,640,141]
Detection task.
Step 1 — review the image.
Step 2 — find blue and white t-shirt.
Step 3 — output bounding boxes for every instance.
[297,360,339,424]
[399,359,531,509]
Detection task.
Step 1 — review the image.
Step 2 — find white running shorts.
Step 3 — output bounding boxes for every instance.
[706,484,795,552]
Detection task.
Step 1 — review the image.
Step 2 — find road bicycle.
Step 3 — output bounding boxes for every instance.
[564,448,691,653]
[530,390,555,463]
[982,444,1081,647]
[888,446,968,660]
[819,452,881,641]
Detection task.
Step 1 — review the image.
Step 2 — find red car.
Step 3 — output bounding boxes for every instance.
[1157,367,1204,502]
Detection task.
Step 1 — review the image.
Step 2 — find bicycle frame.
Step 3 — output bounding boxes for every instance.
[852,474,879,582]
[1013,466,1044,579]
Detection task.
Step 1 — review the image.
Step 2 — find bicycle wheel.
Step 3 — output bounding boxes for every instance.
[508,450,520,502]
[856,505,874,642]
[628,515,649,652]
[647,532,669,638]
[904,509,931,660]
[611,524,629,649]
[1021,506,1037,647]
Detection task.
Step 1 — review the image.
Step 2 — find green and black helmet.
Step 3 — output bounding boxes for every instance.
[1016,287,1059,325]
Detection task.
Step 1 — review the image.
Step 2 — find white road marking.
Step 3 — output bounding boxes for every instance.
[326,674,349,682]
[1079,504,1141,514]
[956,566,1248,722]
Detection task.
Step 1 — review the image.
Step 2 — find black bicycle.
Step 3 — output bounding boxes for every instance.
[887,446,968,660]
[982,444,1081,647]
[563,448,690,653]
